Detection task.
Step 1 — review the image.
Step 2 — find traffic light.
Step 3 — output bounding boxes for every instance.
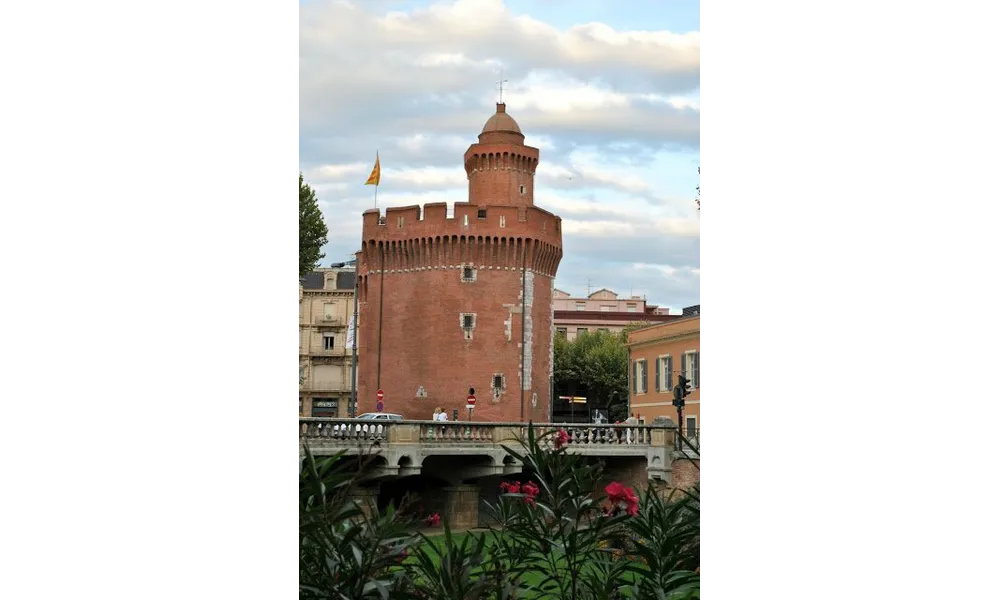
[678,375,692,398]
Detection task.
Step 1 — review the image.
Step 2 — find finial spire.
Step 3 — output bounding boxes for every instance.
[496,69,508,104]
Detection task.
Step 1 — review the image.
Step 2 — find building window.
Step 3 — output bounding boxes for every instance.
[627,304,637,313]
[575,302,586,311]
[377,216,386,226]
[633,359,648,394]
[323,333,336,350]
[682,350,700,388]
[463,214,469,226]
[492,374,504,396]
[600,305,612,312]
[656,354,673,392]
[577,328,588,336]
[519,185,525,195]
[477,209,487,219]
[460,313,476,340]
[397,216,404,227]
[556,327,567,338]
[462,266,475,281]
[323,303,335,319]
[500,215,506,228]
[686,416,697,436]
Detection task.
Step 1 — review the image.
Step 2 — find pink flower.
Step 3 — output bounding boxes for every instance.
[499,481,510,493]
[604,481,640,516]
[553,429,570,449]
[522,481,540,498]
[424,512,441,527]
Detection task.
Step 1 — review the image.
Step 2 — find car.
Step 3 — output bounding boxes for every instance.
[356,413,404,420]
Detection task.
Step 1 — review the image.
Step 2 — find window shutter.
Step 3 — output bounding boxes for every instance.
[642,361,648,394]
[681,353,688,382]
[693,352,700,388]
[666,356,673,390]
[655,358,661,392]
[631,360,636,394]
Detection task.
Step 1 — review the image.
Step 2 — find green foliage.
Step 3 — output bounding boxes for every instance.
[299,446,419,599]
[299,428,700,599]
[300,173,329,278]
[553,330,630,420]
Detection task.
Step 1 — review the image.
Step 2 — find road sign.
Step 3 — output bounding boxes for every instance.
[376,389,385,401]
[376,400,384,412]
[467,394,476,405]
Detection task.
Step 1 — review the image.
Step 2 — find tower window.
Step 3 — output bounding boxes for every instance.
[477,209,487,219]
[461,313,476,329]
[462,266,476,281]
[500,215,506,228]
[492,374,504,396]
[519,185,525,195]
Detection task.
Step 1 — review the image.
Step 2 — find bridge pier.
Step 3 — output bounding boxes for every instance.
[442,484,480,530]
[348,485,380,518]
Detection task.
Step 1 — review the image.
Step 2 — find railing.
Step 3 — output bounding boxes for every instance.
[420,422,496,443]
[677,428,700,452]
[314,316,345,327]
[310,347,347,356]
[300,419,672,449]
[300,418,391,442]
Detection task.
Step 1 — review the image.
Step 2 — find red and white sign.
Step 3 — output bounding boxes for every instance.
[376,389,385,401]
[466,394,476,410]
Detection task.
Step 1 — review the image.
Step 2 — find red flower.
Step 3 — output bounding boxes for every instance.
[553,429,570,449]
[605,481,627,503]
[424,512,441,526]
[522,481,540,498]
[499,481,510,493]
[604,481,640,516]
[508,481,521,494]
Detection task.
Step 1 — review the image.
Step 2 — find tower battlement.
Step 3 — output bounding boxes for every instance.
[354,102,562,425]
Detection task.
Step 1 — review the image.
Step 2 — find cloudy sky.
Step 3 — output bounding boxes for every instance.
[300,0,700,311]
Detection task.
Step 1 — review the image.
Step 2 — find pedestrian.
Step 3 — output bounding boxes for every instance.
[625,412,638,444]
[436,407,449,422]
[432,407,441,421]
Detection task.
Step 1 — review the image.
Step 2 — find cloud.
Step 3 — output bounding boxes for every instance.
[300,0,699,308]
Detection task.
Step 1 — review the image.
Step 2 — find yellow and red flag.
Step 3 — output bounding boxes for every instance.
[365,153,380,186]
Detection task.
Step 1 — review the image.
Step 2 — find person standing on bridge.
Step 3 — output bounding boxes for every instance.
[435,407,449,422]
[625,413,639,444]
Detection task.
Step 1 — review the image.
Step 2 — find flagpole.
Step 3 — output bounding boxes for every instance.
[374,183,378,209]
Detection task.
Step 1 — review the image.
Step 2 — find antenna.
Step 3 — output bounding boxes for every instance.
[586,278,592,296]
[496,69,508,104]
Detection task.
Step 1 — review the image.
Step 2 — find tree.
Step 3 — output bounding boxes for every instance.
[300,173,329,278]
[554,330,630,421]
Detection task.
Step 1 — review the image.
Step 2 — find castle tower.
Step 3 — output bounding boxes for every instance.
[464,103,539,208]
[354,103,563,423]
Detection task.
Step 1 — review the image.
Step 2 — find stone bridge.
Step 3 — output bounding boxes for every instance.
[300,419,696,528]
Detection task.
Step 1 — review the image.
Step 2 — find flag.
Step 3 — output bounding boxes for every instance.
[365,153,380,186]
[346,313,356,349]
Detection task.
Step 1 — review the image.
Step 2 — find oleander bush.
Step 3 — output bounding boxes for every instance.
[300,425,699,599]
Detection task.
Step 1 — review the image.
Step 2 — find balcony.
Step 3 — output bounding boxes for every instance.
[314,315,345,327]
[310,347,348,357]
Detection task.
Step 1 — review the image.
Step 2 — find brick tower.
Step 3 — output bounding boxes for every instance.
[354,103,563,422]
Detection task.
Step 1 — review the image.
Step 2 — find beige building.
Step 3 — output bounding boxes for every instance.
[553,288,677,341]
[300,267,357,417]
[626,315,700,433]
